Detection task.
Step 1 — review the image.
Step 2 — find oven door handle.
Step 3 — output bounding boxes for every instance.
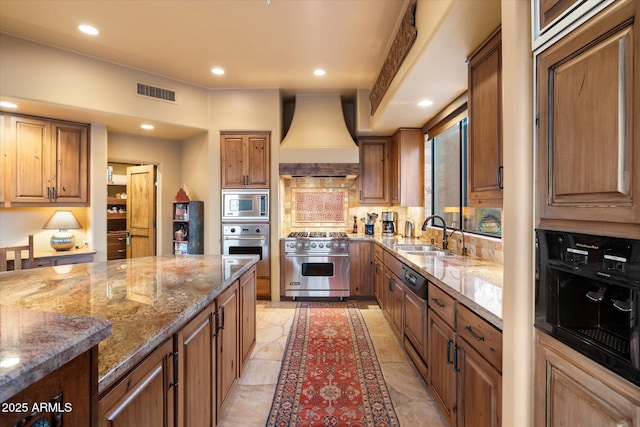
[284,253,350,258]
[223,236,267,241]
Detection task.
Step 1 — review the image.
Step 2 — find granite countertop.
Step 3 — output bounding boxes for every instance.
[373,236,503,329]
[0,306,112,403]
[0,254,258,396]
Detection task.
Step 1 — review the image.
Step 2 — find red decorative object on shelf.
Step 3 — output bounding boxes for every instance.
[174,188,191,203]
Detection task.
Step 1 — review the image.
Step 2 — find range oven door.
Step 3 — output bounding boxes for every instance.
[283,254,350,298]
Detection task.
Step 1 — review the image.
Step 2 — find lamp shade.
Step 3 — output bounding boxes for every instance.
[43,210,82,251]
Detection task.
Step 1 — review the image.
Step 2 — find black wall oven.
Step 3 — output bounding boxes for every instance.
[535,229,640,386]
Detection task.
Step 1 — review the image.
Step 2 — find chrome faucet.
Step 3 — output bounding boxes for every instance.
[449,228,468,256]
[421,215,448,250]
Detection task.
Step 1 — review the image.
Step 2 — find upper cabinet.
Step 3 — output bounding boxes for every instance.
[358,136,390,205]
[221,132,270,189]
[1,114,89,206]
[533,0,610,48]
[536,0,639,238]
[467,28,503,208]
[390,128,424,207]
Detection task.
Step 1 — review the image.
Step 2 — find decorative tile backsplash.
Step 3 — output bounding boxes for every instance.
[291,188,349,226]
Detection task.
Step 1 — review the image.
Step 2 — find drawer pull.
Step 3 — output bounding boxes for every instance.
[446,339,453,365]
[431,297,445,308]
[464,325,485,342]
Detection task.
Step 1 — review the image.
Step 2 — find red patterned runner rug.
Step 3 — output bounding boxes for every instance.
[266,301,400,427]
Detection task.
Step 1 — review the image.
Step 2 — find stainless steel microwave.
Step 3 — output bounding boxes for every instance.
[221,189,269,222]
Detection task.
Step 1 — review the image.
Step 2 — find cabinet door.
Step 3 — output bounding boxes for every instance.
[99,339,174,427]
[246,134,270,188]
[404,290,427,360]
[9,115,51,203]
[456,337,502,427]
[428,311,457,427]
[391,128,424,206]
[217,281,239,417]
[359,137,390,205]
[536,0,639,236]
[468,28,503,207]
[391,275,404,336]
[240,266,256,374]
[176,306,216,427]
[221,135,246,188]
[350,240,373,297]
[52,121,89,203]
[373,256,384,308]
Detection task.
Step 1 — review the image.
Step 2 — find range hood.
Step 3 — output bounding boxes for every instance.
[280,94,359,177]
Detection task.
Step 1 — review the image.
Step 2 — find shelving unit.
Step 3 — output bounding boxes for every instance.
[107,163,132,260]
[173,201,204,255]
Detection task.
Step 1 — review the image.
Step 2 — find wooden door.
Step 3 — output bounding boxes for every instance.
[239,266,256,374]
[176,306,216,427]
[456,338,501,427]
[428,311,457,427]
[126,164,156,258]
[246,134,270,188]
[468,28,503,207]
[404,290,427,360]
[359,137,390,205]
[99,339,174,427]
[52,121,88,203]
[9,115,51,203]
[349,241,373,297]
[217,282,239,418]
[221,134,246,188]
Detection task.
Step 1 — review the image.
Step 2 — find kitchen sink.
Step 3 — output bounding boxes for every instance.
[392,244,450,256]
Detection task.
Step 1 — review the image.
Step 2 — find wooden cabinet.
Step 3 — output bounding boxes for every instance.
[536,0,640,238]
[239,266,257,374]
[467,28,503,207]
[533,0,609,44]
[535,330,640,427]
[176,305,217,427]
[403,288,428,380]
[349,240,373,297]
[99,339,175,427]
[456,304,502,427]
[428,304,457,427]
[390,128,424,206]
[373,252,384,308]
[221,132,270,189]
[1,348,97,427]
[358,136,390,205]
[217,281,239,418]
[172,201,204,255]
[3,114,89,205]
[383,266,404,338]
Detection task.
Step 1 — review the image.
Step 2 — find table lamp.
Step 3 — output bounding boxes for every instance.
[43,210,82,251]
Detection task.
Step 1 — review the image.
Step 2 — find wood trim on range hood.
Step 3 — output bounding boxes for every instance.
[279,163,359,179]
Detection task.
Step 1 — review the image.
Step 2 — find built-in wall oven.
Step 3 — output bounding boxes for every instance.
[535,229,640,387]
[221,189,268,222]
[222,224,269,277]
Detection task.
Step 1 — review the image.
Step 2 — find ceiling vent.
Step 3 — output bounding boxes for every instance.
[136,82,176,103]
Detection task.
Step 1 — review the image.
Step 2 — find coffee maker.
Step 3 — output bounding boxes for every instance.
[381,211,397,237]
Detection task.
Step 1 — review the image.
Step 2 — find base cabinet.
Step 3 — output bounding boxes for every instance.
[535,331,640,427]
[99,339,175,427]
[373,255,384,308]
[217,282,239,417]
[240,266,257,374]
[428,310,457,426]
[350,240,373,297]
[404,289,428,379]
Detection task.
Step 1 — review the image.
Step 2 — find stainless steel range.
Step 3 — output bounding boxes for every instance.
[282,231,350,299]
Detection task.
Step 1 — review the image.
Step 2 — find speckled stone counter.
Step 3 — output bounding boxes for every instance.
[0,254,258,395]
[368,236,503,329]
[0,306,111,403]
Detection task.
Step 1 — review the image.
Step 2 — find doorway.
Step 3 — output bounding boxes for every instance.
[107,162,157,259]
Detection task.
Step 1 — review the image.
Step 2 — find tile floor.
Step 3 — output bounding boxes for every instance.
[218,300,448,427]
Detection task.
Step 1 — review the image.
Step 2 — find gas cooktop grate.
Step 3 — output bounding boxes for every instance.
[577,328,630,356]
[287,231,348,238]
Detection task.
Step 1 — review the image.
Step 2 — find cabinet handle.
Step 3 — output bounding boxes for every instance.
[453,345,460,372]
[220,305,226,330]
[431,297,445,308]
[47,187,51,201]
[498,165,503,190]
[212,310,220,337]
[464,325,485,342]
[168,350,179,388]
[446,339,454,365]
[388,277,393,292]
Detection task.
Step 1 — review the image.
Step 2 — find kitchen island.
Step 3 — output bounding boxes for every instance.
[0,254,258,425]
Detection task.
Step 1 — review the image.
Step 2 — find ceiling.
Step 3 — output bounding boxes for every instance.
[0,0,501,138]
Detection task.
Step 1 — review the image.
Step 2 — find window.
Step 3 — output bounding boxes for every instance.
[428,113,502,238]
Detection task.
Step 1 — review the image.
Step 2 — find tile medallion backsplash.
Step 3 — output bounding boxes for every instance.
[291,188,349,227]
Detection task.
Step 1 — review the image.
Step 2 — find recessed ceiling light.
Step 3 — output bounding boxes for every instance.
[0,101,18,109]
[78,24,99,36]
[211,67,225,75]
[313,69,326,77]
[417,99,433,107]
[140,124,154,130]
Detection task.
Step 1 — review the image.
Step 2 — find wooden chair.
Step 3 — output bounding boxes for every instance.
[0,235,34,272]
